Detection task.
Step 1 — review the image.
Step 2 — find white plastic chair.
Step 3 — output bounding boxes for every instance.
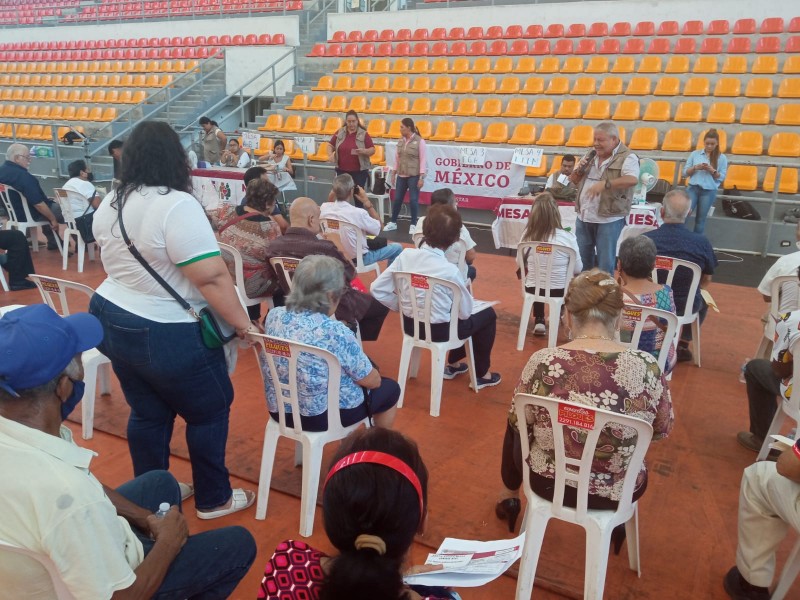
[52,188,97,273]
[320,217,381,277]
[516,241,577,351]
[268,256,300,293]
[513,393,654,600]
[0,184,61,253]
[652,255,703,367]
[27,274,112,440]
[250,333,370,537]
[755,276,800,360]
[617,303,679,373]
[218,242,275,313]
[757,335,800,461]
[0,538,75,599]
[368,165,388,221]
[393,271,478,417]
[412,233,472,291]
[772,537,800,600]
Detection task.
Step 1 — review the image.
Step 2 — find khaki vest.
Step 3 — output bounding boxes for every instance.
[396,133,422,177]
[201,127,222,164]
[335,127,372,171]
[575,143,635,218]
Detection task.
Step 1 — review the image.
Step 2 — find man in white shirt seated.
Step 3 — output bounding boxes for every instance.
[544,153,577,202]
[62,159,100,218]
[371,204,501,389]
[320,173,402,268]
[758,221,800,313]
[220,138,251,169]
[0,304,256,600]
[415,187,477,282]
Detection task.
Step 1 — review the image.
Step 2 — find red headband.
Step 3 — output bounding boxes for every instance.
[324,450,424,523]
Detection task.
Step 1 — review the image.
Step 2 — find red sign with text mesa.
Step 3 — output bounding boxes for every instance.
[558,405,596,430]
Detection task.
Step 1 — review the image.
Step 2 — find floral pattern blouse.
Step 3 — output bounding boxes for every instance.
[620,284,678,375]
[510,347,673,501]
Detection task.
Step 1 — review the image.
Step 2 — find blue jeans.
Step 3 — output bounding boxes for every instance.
[390,175,421,225]
[575,217,626,275]
[687,184,717,234]
[117,471,256,600]
[89,294,235,510]
[363,242,403,267]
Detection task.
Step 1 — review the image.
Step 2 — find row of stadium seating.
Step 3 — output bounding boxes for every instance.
[0,33,283,51]
[0,74,175,87]
[0,47,229,61]
[0,107,118,129]
[0,60,200,73]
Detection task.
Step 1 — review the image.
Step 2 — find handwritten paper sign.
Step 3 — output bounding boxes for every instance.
[241,131,260,150]
[459,146,486,166]
[558,404,596,430]
[293,136,316,155]
[511,147,544,168]
[263,337,291,357]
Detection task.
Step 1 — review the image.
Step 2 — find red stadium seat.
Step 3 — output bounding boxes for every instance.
[729,38,752,53]
[430,28,447,40]
[634,21,655,36]
[755,37,780,53]
[576,39,597,55]
[231,35,244,45]
[396,29,412,41]
[648,38,671,53]
[258,34,271,45]
[375,43,392,57]
[448,27,465,40]
[787,37,800,53]
[682,20,704,35]
[272,34,285,45]
[658,21,679,35]
[707,20,729,34]
[325,44,342,57]
[411,28,428,41]
[509,40,529,55]
[544,24,564,38]
[566,24,586,38]
[447,42,467,56]
[486,26,503,39]
[760,17,785,34]
[245,35,259,45]
[791,18,800,33]
[207,36,220,46]
[524,25,543,38]
[364,30,379,42]
[553,39,573,54]
[194,36,206,46]
[488,41,507,55]
[347,31,363,43]
[467,41,487,55]
[330,31,345,43]
[393,42,411,56]
[674,38,696,53]
[588,22,608,37]
[599,39,621,54]
[733,19,756,34]
[219,35,232,46]
[623,39,645,54]
[412,42,428,56]
[466,27,484,40]
[343,43,359,57]
[430,42,448,56]
[504,25,524,39]
[700,38,724,54]
[379,30,394,42]
[359,43,375,57]
[531,39,551,55]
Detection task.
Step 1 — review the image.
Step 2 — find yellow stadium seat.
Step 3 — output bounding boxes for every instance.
[520,77,545,94]
[692,56,717,74]
[470,58,491,74]
[287,94,309,110]
[584,100,611,120]
[498,76,520,94]
[325,96,348,112]
[66,90,81,103]
[334,59,354,73]
[611,57,635,74]
[585,56,609,73]
[477,98,502,117]
[695,129,728,153]
[388,59,410,74]
[683,77,710,96]
[450,58,470,75]
[768,132,800,157]
[529,99,555,118]
[131,91,147,104]
[537,124,566,146]
[32,89,46,102]
[707,102,736,124]
[638,56,662,74]
[308,142,331,162]
[15,124,32,138]
[776,104,800,126]
[763,167,799,194]
[661,128,693,151]
[429,120,457,141]
[502,98,528,117]
[370,145,385,166]
[536,57,560,74]
[675,101,703,122]
[321,117,343,135]
[545,77,570,95]
[625,77,651,95]
[131,75,147,87]
[422,99,451,119]
[277,115,303,133]
[598,77,623,95]
[784,57,800,75]
[571,77,596,95]
[49,106,63,119]
[28,125,47,140]
[365,96,388,113]
[78,90,93,103]
[430,58,449,74]
[347,96,367,113]
[778,79,800,99]
[752,56,778,75]
[654,78,681,96]
[410,59,429,74]
[655,161,678,185]
[475,76,497,94]
[509,124,537,145]
[55,90,69,103]
[366,76,387,92]
[561,57,585,74]
[406,97,430,115]
[722,56,748,74]
[739,103,770,125]
[548,156,564,175]
[714,78,741,97]
[629,127,660,150]
[416,121,433,138]
[454,77,474,93]
[259,114,284,131]
[566,125,593,147]
[385,97,409,115]
[453,98,478,116]
[333,76,352,91]
[432,76,452,93]
[87,107,103,121]
[373,59,391,73]
[385,121,402,139]
[731,131,764,155]
[100,108,117,122]
[410,77,430,93]
[305,96,328,112]
[724,166,758,191]
[481,123,509,144]
[613,100,641,120]
[556,99,582,119]
[513,57,536,74]
[526,155,549,178]
[746,78,774,98]
[491,57,514,74]
[312,76,333,91]
[299,116,323,134]
[366,119,386,138]
[643,100,671,121]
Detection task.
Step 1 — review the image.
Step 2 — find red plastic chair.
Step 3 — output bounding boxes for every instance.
[194,36,206,46]
[509,40,529,55]
[330,31,345,43]
[647,38,671,53]
[448,27,465,40]
[576,39,597,55]
[426,28,444,41]
[466,27,484,40]
[356,43,373,57]
[342,43,359,57]
[674,38,696,53]
[611,22,632,37]
[364,30,379,42]
[599,39,621,54]
[790,18,800,33]
[760,17,785,34]
[272,34,285,45]
[412,42,429,56]
[468,41,487,55]
[488,40,507,56]
[553,39,573,55]
[411,29,428,41]
[700,38,723,54]
[531,39,551,55]
[566,24,586,38]
[504,25,524,39]
[393,42,411,57]
[786,37,800,53]
[588,22,608,37]
[379,30,394,42]
[634,21,655,36]
[732,18,756,34]
[219,35,232,46]
[396,29,412,41]
[258,34,271,45]
[347,31,363,43]
[207,35,220,45]
[755,37,780,53]
[430,42,448,56]
[171,36,183,46]
[729,38,753,53]
[658,21,679,35]
[682,20,704,35]
[325,44,342,57]
[544,24,564,38]
[486,26,503,39]
[623,39,645,54]
[705,19,729,35]
[524,25,543,39]
[183,36,195,46]
[375,43,393,57]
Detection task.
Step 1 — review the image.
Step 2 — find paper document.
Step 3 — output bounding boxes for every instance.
[403,532,525,588]
[700,289,719,313]
[471,300,499,315]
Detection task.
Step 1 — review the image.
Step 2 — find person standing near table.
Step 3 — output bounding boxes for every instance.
[384,117,426,235]
[683,128,728,235]
[198,116,226,165]
[327,110,375,189]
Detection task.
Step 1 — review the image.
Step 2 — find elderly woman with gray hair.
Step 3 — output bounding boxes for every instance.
[617,235,677,374]
[262,255,399,431]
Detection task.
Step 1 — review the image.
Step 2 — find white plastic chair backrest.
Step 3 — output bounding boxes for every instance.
[27,274,95,316]
[0,538,76,599]
[53,188,88,230]
[320,218,363,262]
[217,241,246,290]
[392,271,462,345]
[412,233,468,275]
[770,275,800,318]
[781,332,800,421]
[250,332,345,437]
[0,184,22,223]
[516,240,577,300]
[269,256,300,292]
[618,303,679,373]
[513,393,654,519]
[652,255,701,319]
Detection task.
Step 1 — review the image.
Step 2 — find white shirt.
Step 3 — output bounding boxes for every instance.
[320,199,380,258]
[371,246,472,323]
[415,216,476,280]
[758,251,800,313]
[0,417,142,600]
[62,177,96,218]
[265,155,297,191]
[578,143,640,224]
[522,228,583,291]
[93,186,221,322]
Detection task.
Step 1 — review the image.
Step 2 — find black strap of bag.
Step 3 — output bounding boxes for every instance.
[73,202,95,243]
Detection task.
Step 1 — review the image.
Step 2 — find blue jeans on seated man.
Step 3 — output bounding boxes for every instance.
[687,184,718,235]
[363,242,403,267]
[575,217,626,275]
[117,470,256,600]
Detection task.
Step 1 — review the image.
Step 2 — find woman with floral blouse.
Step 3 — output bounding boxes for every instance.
[496,268,673,533]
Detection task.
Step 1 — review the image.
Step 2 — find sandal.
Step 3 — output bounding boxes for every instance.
[196,488,255,520]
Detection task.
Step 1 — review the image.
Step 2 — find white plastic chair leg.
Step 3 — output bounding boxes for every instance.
[0,266,8,292]
[294,441,303,467]
[396,337,415,409]
[515,514,550,600]
[429,346,446,417]
[465,338,478,394]
[409,346,422,378]
[625,507,642,576]
[76,238,86,273]
[584,523,614,600]
[691,318,701,367]
[61,232,70,271]
[546,303,561,349]
[757,408,787,461]
[299,439,323,537]
[80,361,98,440]
[517,294,535,351]
[772,538,800,600]
[255,421,280,520]
[98,362,111,395]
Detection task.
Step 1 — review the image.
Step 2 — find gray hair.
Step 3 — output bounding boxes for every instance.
[0,356,82,402]
[6,143,29,162]
[663,189,691,222]
[618,235,657,279]
[285,255,345,314]
[595,122,619,140]
[332,173,355,202]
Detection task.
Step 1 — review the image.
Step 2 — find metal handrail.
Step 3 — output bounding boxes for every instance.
[304,0,338,32]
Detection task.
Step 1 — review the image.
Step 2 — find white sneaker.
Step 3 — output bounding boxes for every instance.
[383,222,397,231]
[409,225,417,236]
[533,322,546,336]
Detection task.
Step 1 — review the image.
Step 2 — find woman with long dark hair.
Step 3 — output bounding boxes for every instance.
[385,117,427,235]
[89,120,258,519]
[327,109,375,189]
[683,128,728,234]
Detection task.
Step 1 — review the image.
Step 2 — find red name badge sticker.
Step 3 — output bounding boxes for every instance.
[558,404,596,430]
[326,220,340,231]
[40,280,61,294]
[623,307,642,321]
[655,256,674,270]
[411,274,429,289]
[284,260,299,272]
[535,244,552,254]
[264,337,291,357]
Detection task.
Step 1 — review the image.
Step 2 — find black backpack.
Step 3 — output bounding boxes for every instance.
[722,187,761,220]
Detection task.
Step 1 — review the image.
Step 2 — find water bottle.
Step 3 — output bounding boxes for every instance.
[739,358,750,383]
[154,502,170,518]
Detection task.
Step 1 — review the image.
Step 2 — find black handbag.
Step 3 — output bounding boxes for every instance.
[73,203,95,243]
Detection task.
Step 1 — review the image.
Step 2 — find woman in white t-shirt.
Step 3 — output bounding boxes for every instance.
[519,192,583,336]
[89,121,259,520]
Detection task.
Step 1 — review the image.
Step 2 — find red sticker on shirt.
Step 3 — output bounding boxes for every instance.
[623,307,642,321]
[411,274,429,289]
[39,279,61,294]
[558,404,596,430]
[655,256,674,270]
[263,337,291,357]
[535,244,553,254]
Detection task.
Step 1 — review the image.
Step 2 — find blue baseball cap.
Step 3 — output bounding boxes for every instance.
[0,304,104,397]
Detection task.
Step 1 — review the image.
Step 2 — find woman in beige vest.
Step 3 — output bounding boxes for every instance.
[385,117,427,235]
[199,116,226,165]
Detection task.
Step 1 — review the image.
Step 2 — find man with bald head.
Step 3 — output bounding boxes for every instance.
[645,189,718,362]
[263,197,388,340]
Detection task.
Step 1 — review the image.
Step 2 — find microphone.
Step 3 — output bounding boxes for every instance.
[575,149,596,178]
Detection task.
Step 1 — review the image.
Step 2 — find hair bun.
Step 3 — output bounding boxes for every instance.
[565,268,623,316]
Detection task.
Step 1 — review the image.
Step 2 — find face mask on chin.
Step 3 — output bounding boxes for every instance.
[61,379,85,421]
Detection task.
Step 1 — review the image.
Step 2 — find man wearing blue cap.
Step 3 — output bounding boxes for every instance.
[0,304,256,600]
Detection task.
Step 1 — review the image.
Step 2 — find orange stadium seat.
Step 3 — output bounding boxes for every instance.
[654,161,677,185]
[625,77,651,95]
[561,57,584,73]
[537,57,560,74]
[502,98,528,117]
[545,76,569,94]
[707,102,737,124]
[536,124,565,146]
[364,96,388,113]
[390,76,410,92]
[643,100,671,121]
[508,124,537,145]
[498,76,521,94]
[731,131,764,155]
[385,97,409,115]
[409,58,429,74]
[747,78,774,98]
[258,114,283,132]
[410,77,430,93]
[571,77,596,94]
[299,116,322,134]
[566,125,594,147]
[407,97,430,115]
[366,119,386,138]
[481,123,508,143]
[768,132,800,157]
[722,56,748,74]
[599,39,621,54]
[529,99,555,118]
[752,56,778,74]
[776,104,800,126]
[584,99,611,120]
[321,117,343,136]
[454,77,474,93]
[476,98,502,117]
[613,100,641,120]
[778,79,800,98]
[416,121,433,138]
[323,96,347,113]
[287,94,309,110]
[305,96,328,112]
[429,58,449,73]
[432,76,452,93]
[611,57,634,73]
[351,76,371,91]
[450,59,470,75]
[763,167,799,194]
[347,96,367,112]
[683,77,710,96]
[692,57,718,74]
[387,58,409,73]
[430,98,454,115]
[714,78,741,97]
[586,57,609,73]
[521,77,545,94]
[429,120,456,141]
[653,77,680,96]
[638,56,662,73]
[384,120,402,139]
[598,76,623,95]
[556,99,582,119]
[661,128,692,151]
[628,127,659,150]
[475,77,496,93]
[724,166,758,191]
[453,98,478,116]
[470,58,491,74]
[277,115,303,133]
